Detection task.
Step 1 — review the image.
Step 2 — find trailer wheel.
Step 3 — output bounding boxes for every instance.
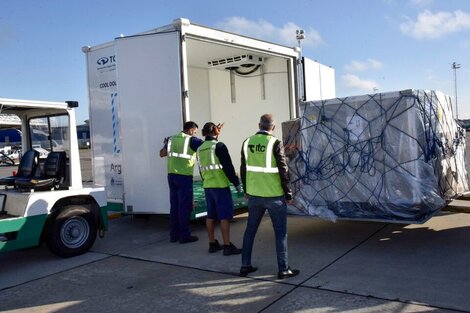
[46,205,97,257]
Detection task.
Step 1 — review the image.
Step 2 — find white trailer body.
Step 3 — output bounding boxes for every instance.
[302,57,336,101]
[83,18,335,214]
[84,42,123,210]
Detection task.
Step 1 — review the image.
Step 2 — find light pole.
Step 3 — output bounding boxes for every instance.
[296,29,305,101]
[296,29,305,49]
[452,62,461,119]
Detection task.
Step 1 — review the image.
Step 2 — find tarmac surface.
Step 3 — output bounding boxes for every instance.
[1,138,470,313]
[1,208,470,312]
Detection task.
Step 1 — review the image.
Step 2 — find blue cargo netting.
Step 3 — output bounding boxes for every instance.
[282,89,468,223]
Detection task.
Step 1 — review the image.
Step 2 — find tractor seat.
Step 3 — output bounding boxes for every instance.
[0,149,39,186]
[15,151,66,190]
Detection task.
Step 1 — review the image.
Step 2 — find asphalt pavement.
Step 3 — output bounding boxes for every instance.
[1,209,470,313]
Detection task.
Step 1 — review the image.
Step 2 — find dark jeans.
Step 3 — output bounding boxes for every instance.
[241,195,288,271]
[168,174,193,241]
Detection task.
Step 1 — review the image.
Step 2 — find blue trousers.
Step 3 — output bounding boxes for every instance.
[168,174,193,241]
[241,195,289,271]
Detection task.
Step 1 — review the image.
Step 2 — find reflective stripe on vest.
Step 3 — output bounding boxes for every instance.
[197,140,229,188]
[200,163,223,171]
[243,137,279,173]
[168,135,193,159]
[243,134,283,197]
[167,132,196,176]
[197,142,223,172]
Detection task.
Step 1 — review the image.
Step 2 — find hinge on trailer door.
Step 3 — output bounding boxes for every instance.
[181,34,186,42]
[183,90,189,98]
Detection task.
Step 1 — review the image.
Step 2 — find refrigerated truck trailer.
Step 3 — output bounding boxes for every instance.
[83,18,335,216]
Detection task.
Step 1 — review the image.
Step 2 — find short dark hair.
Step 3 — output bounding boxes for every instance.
[202,122,216,136]
[183,121,198,132]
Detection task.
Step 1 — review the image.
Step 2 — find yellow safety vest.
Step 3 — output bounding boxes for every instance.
[243,134,283,197]
[167,132,196,176]
[197,140,230,188]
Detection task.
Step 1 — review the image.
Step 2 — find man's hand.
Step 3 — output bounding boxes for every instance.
[160,137,170,157]
[235,185,244,196]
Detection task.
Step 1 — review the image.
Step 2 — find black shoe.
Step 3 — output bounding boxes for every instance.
[208,239,223,253]
[278,267,300,279]
[179,235,199,244]
[170,238,179,243]
[240,266,258,277]
[223,242,241,256]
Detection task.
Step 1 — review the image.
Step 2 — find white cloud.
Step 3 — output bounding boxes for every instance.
[342,74,378,92]
[345,59,383,72]
[215,17,323,48]
[400,10,470,39]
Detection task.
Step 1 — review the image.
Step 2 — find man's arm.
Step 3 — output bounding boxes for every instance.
[273,139,293,201]
[216,142,240,187]
[189,136,204,151]
[240,140,247,193]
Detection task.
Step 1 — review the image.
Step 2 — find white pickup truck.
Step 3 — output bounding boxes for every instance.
[0,98,108,257]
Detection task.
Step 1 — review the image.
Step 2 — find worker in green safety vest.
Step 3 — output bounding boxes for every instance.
[197,122,242,256]
[160,121,203,244]
[239,113,299,279]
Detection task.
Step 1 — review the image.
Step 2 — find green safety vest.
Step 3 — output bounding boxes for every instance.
[197,140,229,188]
[167,132,196,176]
[243,134,283,197]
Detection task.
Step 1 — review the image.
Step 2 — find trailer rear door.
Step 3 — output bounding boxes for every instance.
[116,32,183,213]
[303,57,336,101]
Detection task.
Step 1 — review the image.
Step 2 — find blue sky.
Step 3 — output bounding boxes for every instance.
[1,0,469,123]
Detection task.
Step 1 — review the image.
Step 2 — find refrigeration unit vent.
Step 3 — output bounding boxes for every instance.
[208,54,264,70]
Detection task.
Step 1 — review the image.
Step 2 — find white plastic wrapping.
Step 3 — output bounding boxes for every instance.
[283,90,468,223]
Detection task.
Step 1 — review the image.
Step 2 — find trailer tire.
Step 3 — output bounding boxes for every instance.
[46,205,97,258]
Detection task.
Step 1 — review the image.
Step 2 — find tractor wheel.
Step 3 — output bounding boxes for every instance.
[46,205,97,257]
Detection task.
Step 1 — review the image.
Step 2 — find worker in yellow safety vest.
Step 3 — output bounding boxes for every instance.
[239,114,299,279]
[160,121,203,244]
[197,122,242,256]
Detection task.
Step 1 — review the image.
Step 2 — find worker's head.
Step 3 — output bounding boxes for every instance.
[183,121,198,136]
[202,122,217,137]
[259,114,275,132]
[202,122,224,138]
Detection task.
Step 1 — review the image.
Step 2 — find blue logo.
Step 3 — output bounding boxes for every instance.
[97,55,115,66]
[97,57,109,66]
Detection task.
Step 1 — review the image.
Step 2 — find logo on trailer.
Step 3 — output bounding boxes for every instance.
[97,55,116,66]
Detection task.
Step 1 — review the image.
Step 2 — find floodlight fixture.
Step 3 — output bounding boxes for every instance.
[296,29,305,49]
